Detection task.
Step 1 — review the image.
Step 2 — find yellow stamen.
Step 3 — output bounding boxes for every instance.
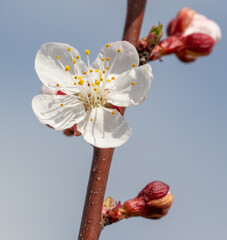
[95,69,99,72]
[83,71,87,75]
[132,63,136,67]
[111,77,115,80]
[90,118,94,121]
[73,58,76,64]
[90,69,93,73]
[60,103,64,107]
[107,79,111,83]
[102,70,105,74]
[117,49,121,52]
[100,78,103,81]
[106,44,110,48]
[101,58,105,61]
[112,110,116,115]
[56,83,60,87]
[65,65,70,71]
[85,49,91,55]
[78,76,82,79]
[74,82,77,85]
[56,56,60,59]
[74,76,78,79]
[67,48,71,52]
[94,88,97,91]
[106,66,109,70]
[106,57,110,61]
[76,55,80,59]
[95,80,100,85]
[131,81,135,85]
[91,83,95,87]
[78,79,84,85]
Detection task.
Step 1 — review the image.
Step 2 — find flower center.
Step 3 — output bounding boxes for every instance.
[55,44,137,112]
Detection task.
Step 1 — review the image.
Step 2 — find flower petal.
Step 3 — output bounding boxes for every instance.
[91,41,139,75]
[77,107,131,148]
[106,64,153,107]
[32,94,86,130]
[35,42,88,94]
[40,85,56,95]
[184,14,221,43]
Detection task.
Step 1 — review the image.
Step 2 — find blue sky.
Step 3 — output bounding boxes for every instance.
[0,0,226,239]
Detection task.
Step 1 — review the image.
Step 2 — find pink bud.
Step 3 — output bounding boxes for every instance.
[168,7,221,43]
[123,181,174,219]
[151,8,221,62]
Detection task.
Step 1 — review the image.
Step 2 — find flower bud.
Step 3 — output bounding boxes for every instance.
[123,181,174,219]
[147,24,163,48]
[138,24,163,52]
[150,8,221,62]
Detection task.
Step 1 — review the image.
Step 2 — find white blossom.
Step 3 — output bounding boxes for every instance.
[32,41,153,148]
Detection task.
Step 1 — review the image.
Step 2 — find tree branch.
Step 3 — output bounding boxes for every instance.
[78,1,147,239]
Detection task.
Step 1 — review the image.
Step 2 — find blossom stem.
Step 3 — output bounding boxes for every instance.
[78,1,147,239]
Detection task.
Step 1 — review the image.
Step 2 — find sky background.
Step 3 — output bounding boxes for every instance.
[0,0,226,239]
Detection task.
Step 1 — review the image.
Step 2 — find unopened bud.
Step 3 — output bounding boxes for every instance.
[137,23,163,64]
[123,181,174,219]
[150,8,221,62]
[147,24,163,48]
[168,7,221,44]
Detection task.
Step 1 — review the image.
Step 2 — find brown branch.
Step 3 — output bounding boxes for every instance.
[78,1,147,239]
[78,147,114,240]
[123,0,147,46]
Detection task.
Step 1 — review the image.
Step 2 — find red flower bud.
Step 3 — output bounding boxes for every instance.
[151,7,221,62]
[123,181,174,219]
